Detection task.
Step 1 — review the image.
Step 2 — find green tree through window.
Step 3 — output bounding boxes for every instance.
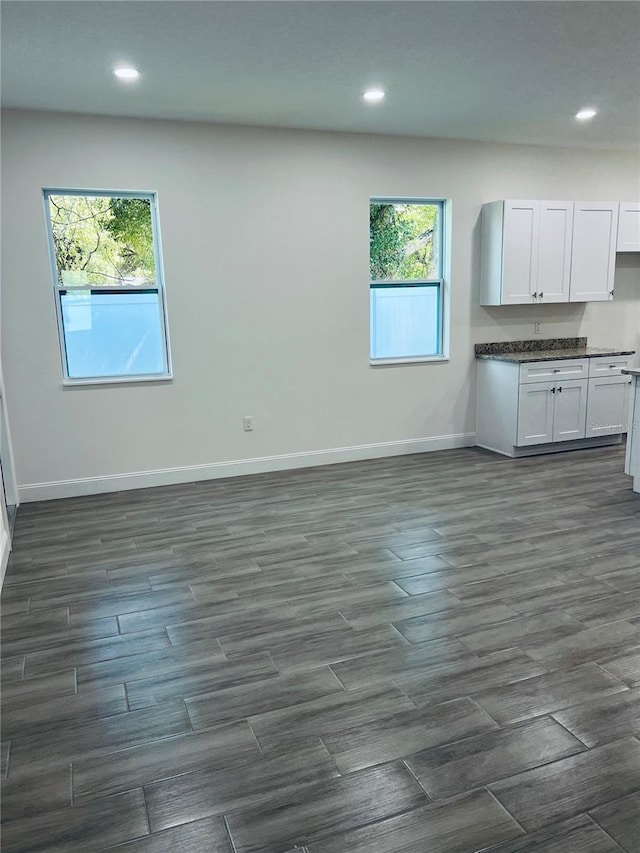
[48,195,155,287]
[370,202,438,281]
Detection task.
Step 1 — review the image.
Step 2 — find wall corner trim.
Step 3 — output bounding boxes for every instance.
[0,529,10,592]
[18,432,477,502]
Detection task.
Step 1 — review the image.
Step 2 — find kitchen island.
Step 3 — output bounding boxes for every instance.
[623,369,640,493]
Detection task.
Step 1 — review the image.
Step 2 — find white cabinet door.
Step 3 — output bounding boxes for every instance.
[517,381,555,446]
[617,203,640,252]
[502,201,539,305]
[553,379,587,442]
[537,201,573,303]
[586,375,631,437]
[570,202,619,302]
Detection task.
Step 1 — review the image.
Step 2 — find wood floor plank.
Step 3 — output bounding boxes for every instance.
[304,788,523,853]
[321,696,497,773]
[75,636,227,690]
[392,602,518,644]
[1,742,10,779]
[457,612,585,656]
[489,738,640,832]
[599,648,640,686]
[267,624,408,672]
[216,613,352,655]
[185,667,345,729]
[552,687,640,746]
[405,716,585,800]
[249,683,415,752]
[479,813,622,852]
[124,651,279,709]
[23,628,173,677]
[329,636,473,689]
[144,741,341,833]
[589,790,640,853]
[0,669,76,707]
[396,649,548,708]
[1,764,72,822]
[0,789,149,853]
[73,720,260,802]
[224,762,429,853]
[472,664,629,725]
[1,684,128,740]
[524,621,640,668]
[7,701,191,777]
[103,816,233,852]
[339,589,464,630]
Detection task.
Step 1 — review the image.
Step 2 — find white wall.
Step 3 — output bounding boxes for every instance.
[2,110,639,500]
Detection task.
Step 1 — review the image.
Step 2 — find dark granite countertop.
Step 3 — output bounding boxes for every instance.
[622,369,640,377]
[475,338,635,363]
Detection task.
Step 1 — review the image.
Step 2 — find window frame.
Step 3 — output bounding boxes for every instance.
[42,187,173,386]
[369,197,448,365]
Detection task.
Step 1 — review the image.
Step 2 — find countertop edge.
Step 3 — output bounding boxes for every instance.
[477,349,635,364]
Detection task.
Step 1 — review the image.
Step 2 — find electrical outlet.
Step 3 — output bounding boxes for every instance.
[534,322,542,335]
[243,415,254,432]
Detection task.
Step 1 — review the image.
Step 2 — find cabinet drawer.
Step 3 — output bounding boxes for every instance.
[588,356,632,378]
[519,359,588,384]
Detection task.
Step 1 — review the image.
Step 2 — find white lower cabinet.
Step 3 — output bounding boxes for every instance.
[516,382,554,445]
[517,379,587,446]
[477,355,632,457]
[552,380,589,442]
[586,375,631,437]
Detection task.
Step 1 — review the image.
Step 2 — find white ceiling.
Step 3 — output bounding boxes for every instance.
[2,0,640,149]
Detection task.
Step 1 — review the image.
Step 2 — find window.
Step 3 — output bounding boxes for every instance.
[370,199,445,361]
[43,189,171,383]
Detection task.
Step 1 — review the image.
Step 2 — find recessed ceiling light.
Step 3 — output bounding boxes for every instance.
[575,107,597,121]
[113,66,140,81]
[363,89,385,103]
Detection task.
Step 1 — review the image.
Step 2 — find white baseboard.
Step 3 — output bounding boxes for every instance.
[19,432,477,502]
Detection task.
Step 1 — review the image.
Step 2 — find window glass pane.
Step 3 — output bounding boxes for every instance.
[370,286,439,359]
[48,195,156,287]
[60,291,166,378]
[370,202,441,281]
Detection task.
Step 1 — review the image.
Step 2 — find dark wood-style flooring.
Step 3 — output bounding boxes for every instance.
[2,445,640,852]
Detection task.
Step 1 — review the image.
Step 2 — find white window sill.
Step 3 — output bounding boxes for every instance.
[370,356,449,367]
[62,373,173,387]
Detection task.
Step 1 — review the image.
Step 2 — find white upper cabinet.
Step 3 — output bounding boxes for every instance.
[537,201,574,303]
[481,199,637,306]
[617,203,640,252]
[500,201,539,304]
[481,200,573,306]
[569,202,619,302]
